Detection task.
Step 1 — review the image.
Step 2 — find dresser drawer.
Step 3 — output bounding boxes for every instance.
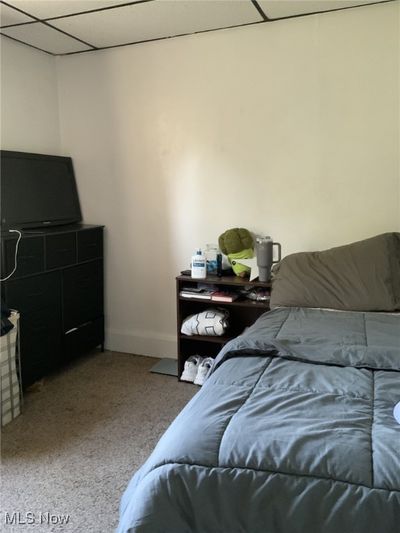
[5,271,61,314]
[3,235,44,279]
[46,232,76,269]
[77,228,103,262]
[5,272,62,387]
[20,326,62,387]
[62,260,103,331]
[63,317,104,361]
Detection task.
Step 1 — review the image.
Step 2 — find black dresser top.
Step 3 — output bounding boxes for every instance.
[1,224,104,240]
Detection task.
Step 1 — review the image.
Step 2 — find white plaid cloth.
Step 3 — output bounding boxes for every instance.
[1,311,22,426]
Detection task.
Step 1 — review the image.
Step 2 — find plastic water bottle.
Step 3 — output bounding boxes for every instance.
[205,244,218,274]
[191,249,207,279]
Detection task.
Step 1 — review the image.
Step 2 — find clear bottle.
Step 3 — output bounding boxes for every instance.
[205,244,218,274]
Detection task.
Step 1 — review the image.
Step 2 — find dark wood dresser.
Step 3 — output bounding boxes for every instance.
[1,224,104,388]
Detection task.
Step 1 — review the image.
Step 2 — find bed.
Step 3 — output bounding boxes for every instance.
[118,234,400,533]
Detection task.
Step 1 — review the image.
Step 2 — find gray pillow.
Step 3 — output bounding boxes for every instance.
[270,233,400,312]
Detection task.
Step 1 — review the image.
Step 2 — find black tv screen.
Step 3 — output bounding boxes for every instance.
[1,150,82,229]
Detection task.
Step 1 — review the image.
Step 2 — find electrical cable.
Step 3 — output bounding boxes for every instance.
[0,229,22,281]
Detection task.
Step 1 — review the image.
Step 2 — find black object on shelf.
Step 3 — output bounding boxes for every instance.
[217,253,223,277]
[220,267,234,277]
[1,224,105,388]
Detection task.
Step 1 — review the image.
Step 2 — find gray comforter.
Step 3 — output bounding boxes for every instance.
[118,308,400,533]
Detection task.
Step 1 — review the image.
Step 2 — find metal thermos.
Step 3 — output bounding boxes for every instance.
[256,237,282,282]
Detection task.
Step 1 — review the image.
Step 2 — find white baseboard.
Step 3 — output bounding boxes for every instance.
[105,328,177,359]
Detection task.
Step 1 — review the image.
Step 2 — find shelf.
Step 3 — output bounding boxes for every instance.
[177,274,271,289]
[179,295,270,308]
[176,272,271,379]
[179,334,232,344]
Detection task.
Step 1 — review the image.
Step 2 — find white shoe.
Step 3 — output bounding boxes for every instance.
[180,355,203,382]
[194,357,214,386]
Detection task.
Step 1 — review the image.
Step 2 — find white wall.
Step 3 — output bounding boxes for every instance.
[56,2,399,357]
[0,37,61,154]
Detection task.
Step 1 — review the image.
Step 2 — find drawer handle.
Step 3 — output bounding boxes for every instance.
[58,248,72,253]
[28,292,44,298]
[65,321,91,335]
[87,243,97,248]
[20,255,35,259]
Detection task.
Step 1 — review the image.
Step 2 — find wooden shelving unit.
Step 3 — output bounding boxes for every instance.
[176,274,271,379]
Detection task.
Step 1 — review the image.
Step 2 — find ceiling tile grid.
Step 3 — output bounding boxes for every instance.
[0,0,394,56]
[258,0,390,19]
[0,2,34,26]
[2,0,130,21]
[49,0,263,49]
[1,20,94,54]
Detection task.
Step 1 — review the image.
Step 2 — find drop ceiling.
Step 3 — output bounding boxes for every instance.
[0,0,394,56]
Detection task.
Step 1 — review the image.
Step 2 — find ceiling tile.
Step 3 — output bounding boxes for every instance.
[0,3,35,26]
[50,0,263,49]
[4,1,129,20]
[258,0,390,19]
[1,22,93,54]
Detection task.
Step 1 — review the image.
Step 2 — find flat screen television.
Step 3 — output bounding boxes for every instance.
[1,150,82,230]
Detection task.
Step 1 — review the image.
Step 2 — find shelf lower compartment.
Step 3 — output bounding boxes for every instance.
[179,295,270,308]
[179,333,233,344]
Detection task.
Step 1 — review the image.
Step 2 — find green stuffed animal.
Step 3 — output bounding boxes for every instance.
[218,228,254,277]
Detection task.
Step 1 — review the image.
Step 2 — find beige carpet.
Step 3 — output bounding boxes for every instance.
[1,352,196,532]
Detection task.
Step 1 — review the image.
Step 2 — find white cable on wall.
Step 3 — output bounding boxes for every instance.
[0,229,22,281]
